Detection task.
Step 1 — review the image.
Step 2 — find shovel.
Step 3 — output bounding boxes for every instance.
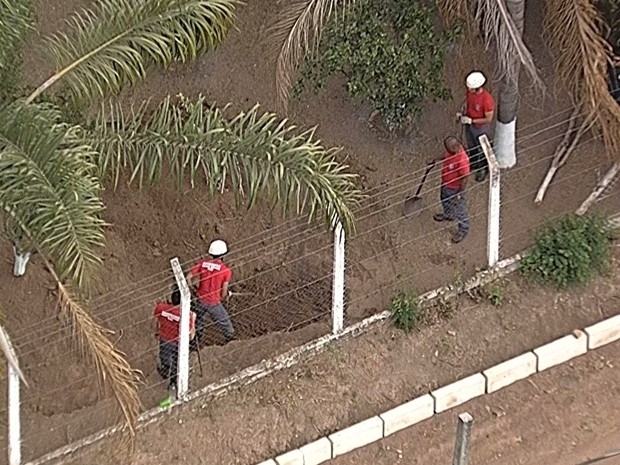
[403,162,436,218]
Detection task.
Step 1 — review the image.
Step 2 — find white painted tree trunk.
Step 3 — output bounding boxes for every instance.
[494,0,525,169]
[12,245,31,277]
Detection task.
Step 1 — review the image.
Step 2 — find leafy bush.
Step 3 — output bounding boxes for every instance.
[390,291,420,332]
[295,0,460,132]
[520,214,614,288]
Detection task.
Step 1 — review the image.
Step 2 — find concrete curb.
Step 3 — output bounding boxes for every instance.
[254,313,620,465]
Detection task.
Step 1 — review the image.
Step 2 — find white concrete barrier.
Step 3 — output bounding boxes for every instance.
[534,330,588,372]
[431,373,486,413]
[380,394,434,436]
[585,315,620,349]
[275,449,303,465]
[300,438,332,465]
[483,352,537,393]
[328,417,384,457]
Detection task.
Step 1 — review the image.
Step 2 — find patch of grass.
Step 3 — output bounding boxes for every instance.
[486,284,504,307]
[520,214,614,288]
[390,291,420,333]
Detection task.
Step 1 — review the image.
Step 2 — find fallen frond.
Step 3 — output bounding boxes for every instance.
[56,279,142,442]
[88,95,361,232]
[269,0,348,106]
[545,0,620,158]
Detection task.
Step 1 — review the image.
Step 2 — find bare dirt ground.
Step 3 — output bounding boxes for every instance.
[57,247,620,465]
[1,0,619,462]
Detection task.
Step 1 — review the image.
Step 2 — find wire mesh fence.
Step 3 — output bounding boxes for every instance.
[3,108,619,465]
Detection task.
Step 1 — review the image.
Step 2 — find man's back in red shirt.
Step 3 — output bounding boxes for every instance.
[465,89,494,126]
[190,259,232,305]
[441,148,470,191]
[154,302,196,342]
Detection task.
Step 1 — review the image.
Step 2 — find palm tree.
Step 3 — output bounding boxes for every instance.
[271,0,620,171]
[0,0,360,440]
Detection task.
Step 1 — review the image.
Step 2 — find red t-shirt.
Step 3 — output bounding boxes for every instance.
[441,149,470,190]
[465,89,494,126]
[191,259,232,304]
[154,302,195,342]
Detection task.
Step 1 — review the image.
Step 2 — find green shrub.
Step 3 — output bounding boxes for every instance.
[295,0,460,132]
[486,285,504,307]
[520,214,614,288]
[390,291,420,332]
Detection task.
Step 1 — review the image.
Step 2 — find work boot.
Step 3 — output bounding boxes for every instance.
[475,168,488,182]
[452,230,468,244]
[433,213,455,222]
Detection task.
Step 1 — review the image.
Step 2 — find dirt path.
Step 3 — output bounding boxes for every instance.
[56,248,620,465]
[329,340,620,465]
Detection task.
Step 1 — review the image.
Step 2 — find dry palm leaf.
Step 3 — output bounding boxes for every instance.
[545,0,620,158]
[436,0,543,88]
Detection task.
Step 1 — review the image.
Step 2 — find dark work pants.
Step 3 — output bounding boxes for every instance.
[465,124,490,174]
[193,299,235,342]
[440,186,470,235]
[157,340,178,389]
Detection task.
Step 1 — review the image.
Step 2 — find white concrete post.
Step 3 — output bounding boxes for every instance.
[170,257,191,399]
[480,135,501,268]
[452,412,474,465]
[8,363,21,465]
[332,220,345,334]
[0,326,27,465]
[12,245,31,277]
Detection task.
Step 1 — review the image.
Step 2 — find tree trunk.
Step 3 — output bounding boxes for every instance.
[494,0,525,169]
[12,243,31,277]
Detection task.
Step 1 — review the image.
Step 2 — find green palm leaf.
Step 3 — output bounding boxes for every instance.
[88,95,361,232]
[27,0,238,104]
[0,101,106,288]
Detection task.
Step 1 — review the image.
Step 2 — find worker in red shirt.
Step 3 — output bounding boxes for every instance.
[458,71,495,182]
[428,136,470,244]
[154,285,196,391]
[186,239,235,346]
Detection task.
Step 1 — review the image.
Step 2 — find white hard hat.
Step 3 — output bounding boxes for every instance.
[208,239,228,256]
[466,71,486,89]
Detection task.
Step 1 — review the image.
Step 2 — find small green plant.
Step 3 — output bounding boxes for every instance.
[520,214,614,288]
[295,0,461,132]
[390,290,420,332]
[486,285,504,307]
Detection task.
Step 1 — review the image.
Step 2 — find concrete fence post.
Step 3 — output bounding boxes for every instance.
[480,135,501,267]
[170,257,191,399]
[452,412,474,465]
[332,220,345,334]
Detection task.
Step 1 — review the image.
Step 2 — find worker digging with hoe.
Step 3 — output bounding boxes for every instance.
[186,239,235,348]
[154,284,196,396]
[428,136,470,244]
[458,71,495,182]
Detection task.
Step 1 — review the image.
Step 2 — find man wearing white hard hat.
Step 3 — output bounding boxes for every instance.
[458,71,495,182]
[186,239,234,345]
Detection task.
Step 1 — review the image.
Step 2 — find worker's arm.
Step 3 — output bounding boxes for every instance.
[459,175,469,192]
[221,281,230,302]
[189,311,196,340]
[186,270,198,291]
[472,110,494,126]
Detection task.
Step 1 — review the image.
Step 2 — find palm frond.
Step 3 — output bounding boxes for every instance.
[472,0,543,87]
[0,0,35,73]
[545,0,620,157]
[27,0,238,104]
[270,0,348,106]
[87,95,361,232]
[56,281,142,440]
[435,0,542,86]
[0,101,106,288]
